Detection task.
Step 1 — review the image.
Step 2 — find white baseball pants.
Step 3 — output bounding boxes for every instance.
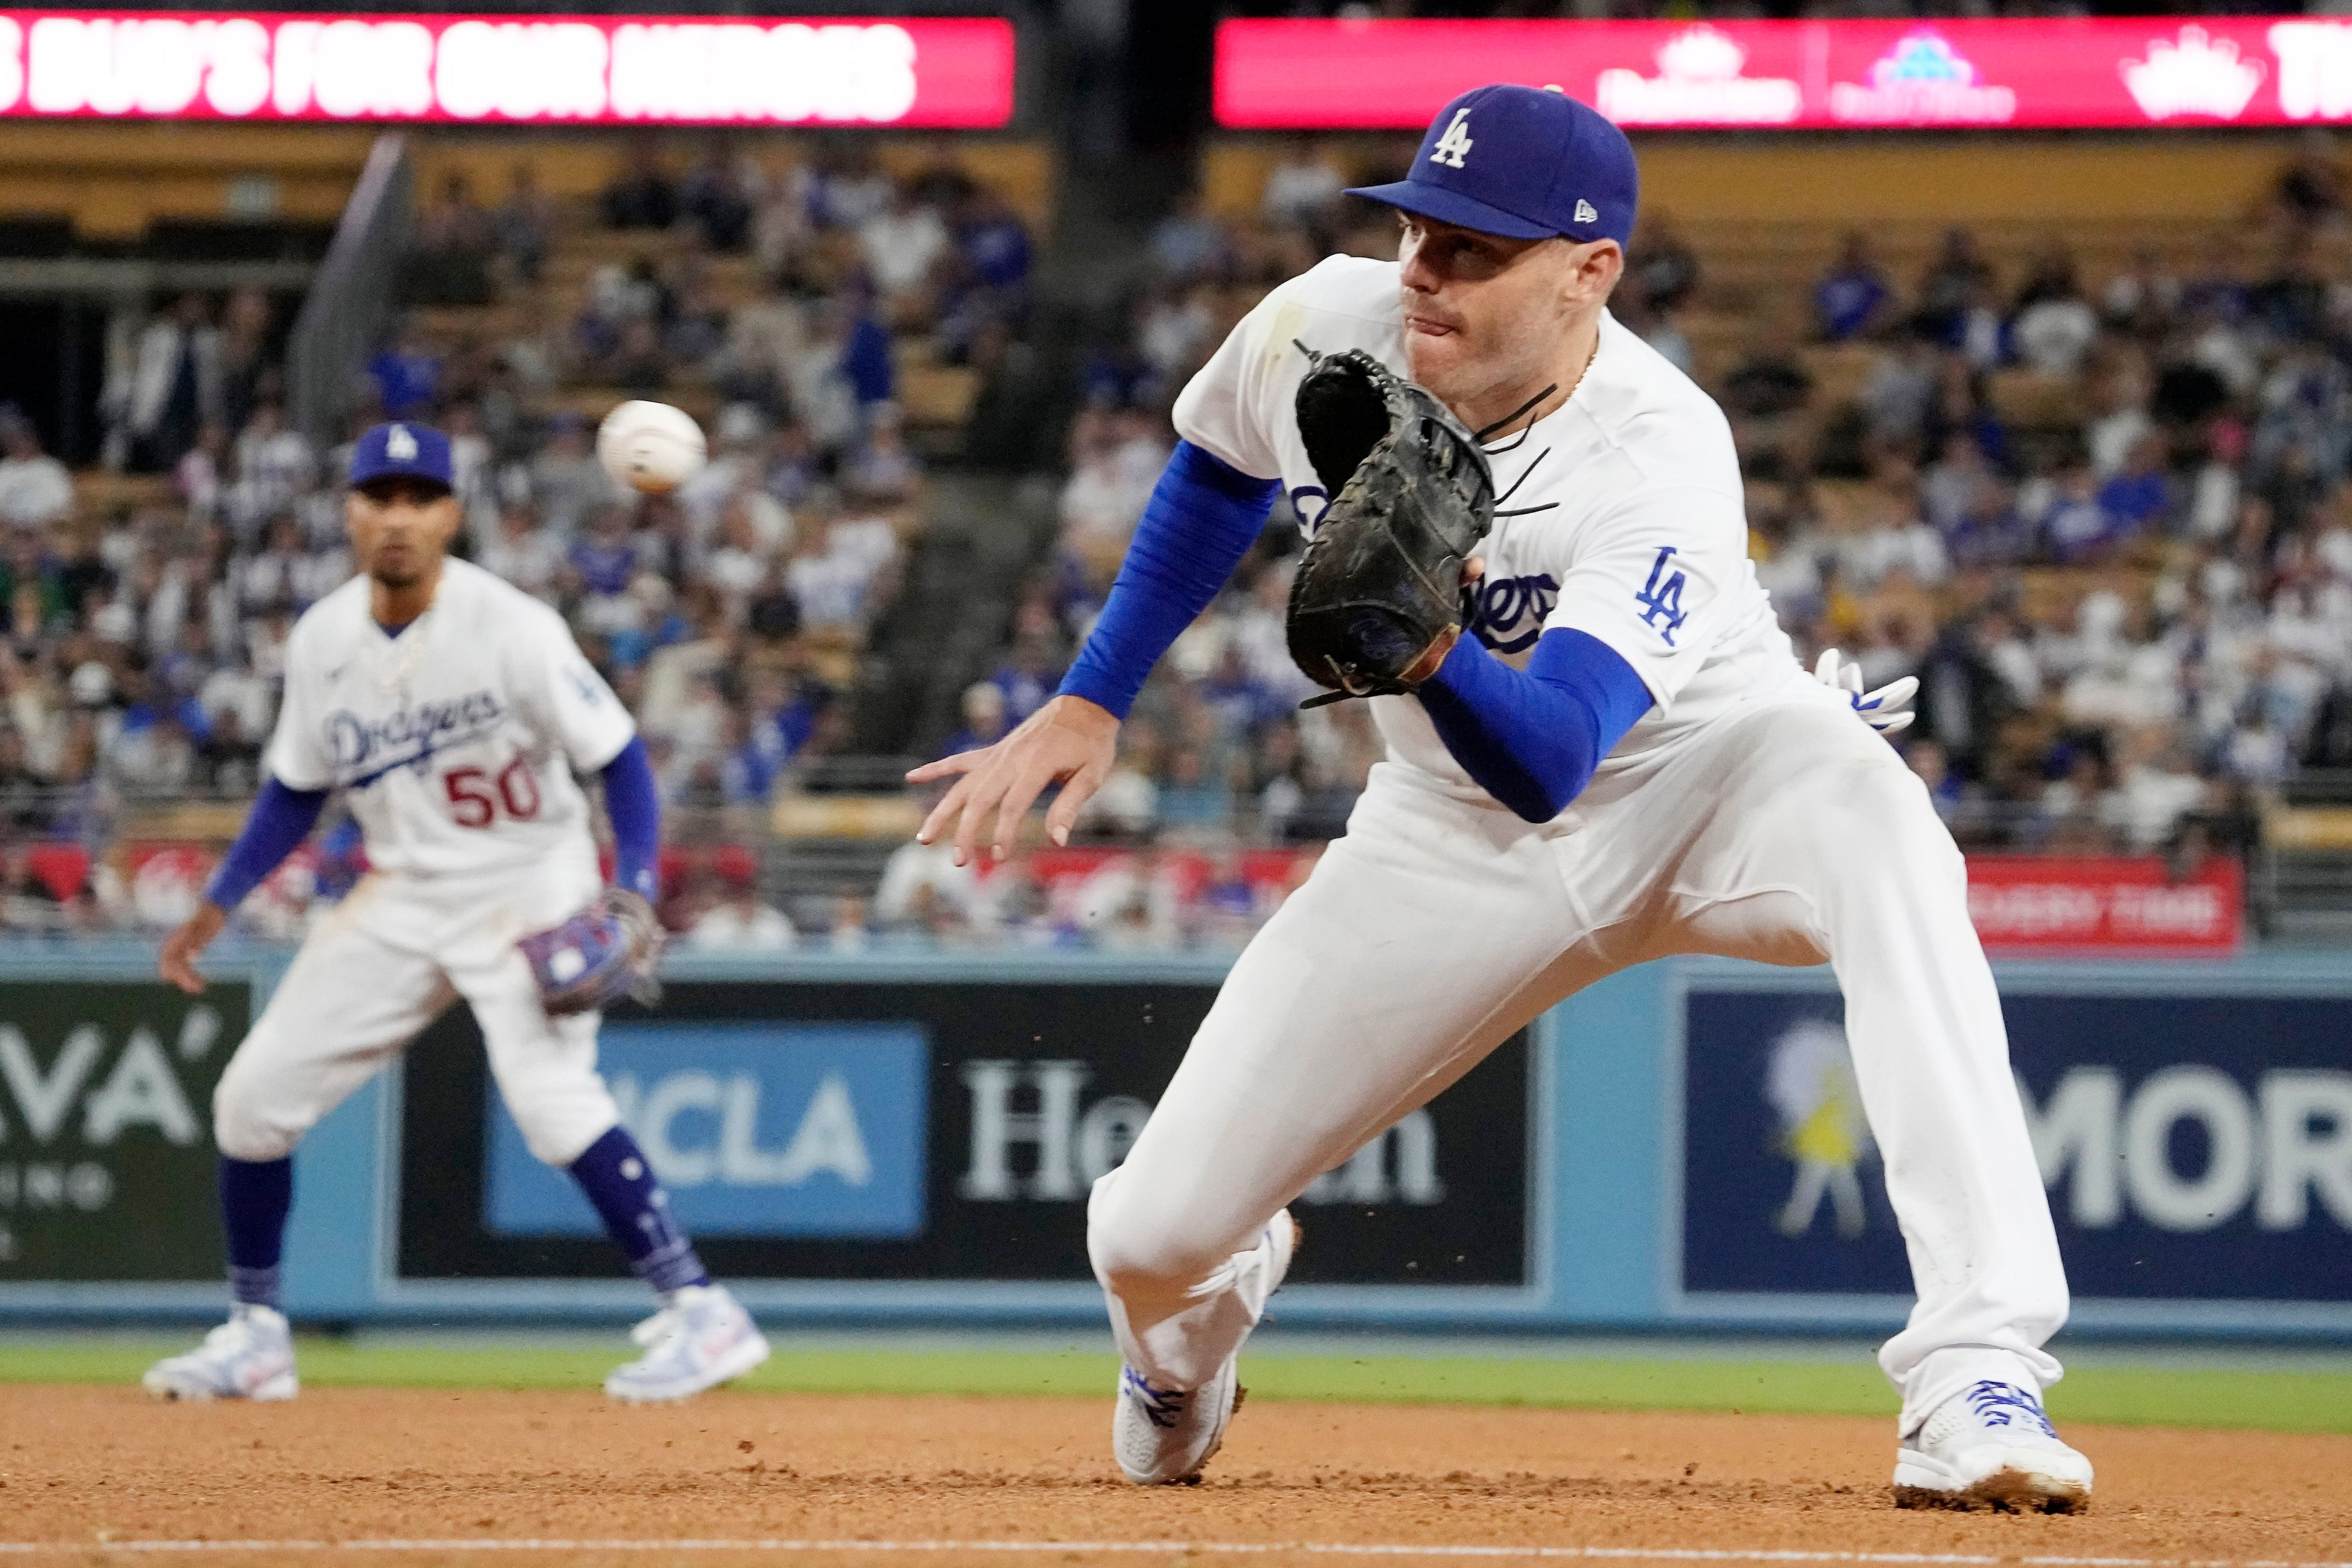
[1087,676,2068,1436]
[212,849,620,1169]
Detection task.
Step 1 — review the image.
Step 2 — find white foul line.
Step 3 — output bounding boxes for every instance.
[0,1541,2343,1567]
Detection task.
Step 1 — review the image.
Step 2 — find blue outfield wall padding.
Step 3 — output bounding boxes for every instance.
[0,944,2346,1336]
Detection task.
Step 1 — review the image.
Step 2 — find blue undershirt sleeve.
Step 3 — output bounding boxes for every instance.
[204,777,329,910]
[1057,440,1281,721]
[601,734,661,901]
[1417,627,1655,824]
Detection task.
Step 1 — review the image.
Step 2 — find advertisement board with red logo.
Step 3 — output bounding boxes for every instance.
[1216,16,2347,132]
[0,11,1014,126]
[1964,855,2243,957]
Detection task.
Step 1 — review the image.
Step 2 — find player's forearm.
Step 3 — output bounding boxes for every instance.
[204,778,330,909]
[1057,440,1280,720]
[1417,628,1653,824]
[600,734,661,901]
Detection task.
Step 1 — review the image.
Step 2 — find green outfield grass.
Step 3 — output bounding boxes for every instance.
[4,1340,2348,1435]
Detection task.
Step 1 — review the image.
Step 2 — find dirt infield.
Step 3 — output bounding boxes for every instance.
[1,1385,2347,1566]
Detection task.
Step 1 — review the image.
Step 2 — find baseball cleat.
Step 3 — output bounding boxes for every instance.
[1111,1211,1298,1485]
[604,1284,770,1403]
[1894,1379,2093,1513]
[142,1304,299,1402]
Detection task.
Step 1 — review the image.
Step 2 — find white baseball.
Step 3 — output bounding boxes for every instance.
[596,400,707,494]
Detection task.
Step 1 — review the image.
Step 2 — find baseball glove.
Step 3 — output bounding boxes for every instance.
[1286,347,1497,706]
[518,887,665,1016]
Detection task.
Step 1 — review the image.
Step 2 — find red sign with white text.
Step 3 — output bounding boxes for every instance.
[1965,856,2243,957]
[0,11,1014,125]
[1217,16,2352,131]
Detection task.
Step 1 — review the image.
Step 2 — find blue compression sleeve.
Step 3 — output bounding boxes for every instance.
[1417,627,1655,824]
[1059,440,1281,719]
[205,778,328,909]
[601,734,661,901]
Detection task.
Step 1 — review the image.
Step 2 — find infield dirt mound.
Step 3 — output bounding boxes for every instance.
[0,1385,2345,1566]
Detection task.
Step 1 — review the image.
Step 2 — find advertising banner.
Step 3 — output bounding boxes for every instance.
[402,978,1530,1287]
[1216,17,2346,132]
[0,12,1015,126]
[1966,856,2243,957]
[0,980,247,1281]
[1679,984,2352,1303]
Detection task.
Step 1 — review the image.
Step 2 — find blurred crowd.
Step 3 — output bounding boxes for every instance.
[6,126,2349,949]
[0,137,1040,944]
[1020,134,2352,892]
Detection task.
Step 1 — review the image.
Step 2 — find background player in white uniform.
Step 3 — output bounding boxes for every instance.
[912,87,2093,1512]
[142,422,768,1405]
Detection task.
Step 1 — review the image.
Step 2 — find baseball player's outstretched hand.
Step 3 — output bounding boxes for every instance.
[906,694,1119,866]
[160,902,229,995]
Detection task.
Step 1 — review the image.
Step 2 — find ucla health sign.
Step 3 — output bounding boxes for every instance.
[1680,985,2352,1303]
[485,1023,927,1241]
[1217,17,2352,130]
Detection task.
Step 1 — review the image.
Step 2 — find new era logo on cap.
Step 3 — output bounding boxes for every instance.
[1347,83,1638,249]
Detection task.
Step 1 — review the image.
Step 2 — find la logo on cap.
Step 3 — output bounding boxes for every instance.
[387,424,417,461]
[1429,107,1473,169]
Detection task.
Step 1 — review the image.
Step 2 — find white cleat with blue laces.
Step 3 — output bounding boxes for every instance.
[1111,1212,1297,1485]
[1894,1379,2093,1513]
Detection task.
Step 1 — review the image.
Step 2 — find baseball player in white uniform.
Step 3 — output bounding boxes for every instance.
[143,421,769,1404]
[913,87,2092,1511]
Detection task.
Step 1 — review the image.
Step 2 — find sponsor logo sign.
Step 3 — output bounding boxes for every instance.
[485,1023,928,1240]
[1215,16,2352,130]
[403,979,1530,1286]
[0,12,1014,126]
[1680,987,2352,1302]
[0,982,247,1281]
[1966,856,2241,956]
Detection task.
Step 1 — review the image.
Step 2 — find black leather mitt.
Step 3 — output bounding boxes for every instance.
[1286,348,1497,706]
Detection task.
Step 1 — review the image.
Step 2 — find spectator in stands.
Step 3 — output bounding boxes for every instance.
[681,140,755,252]
[687,867,797,950]
[216,288,276,437]
[366,320,440,421]
[1150,190,1230,282]
[1915,226,1995,335]
[861,184,951,314]
[115,293,222,474]
[2274,130,2345,226]
[958,185,1033,296]
[494,162,554,286]
[601,137,678,231]
[1814,231,1892,343]
[0,411,72,531]
[1629,211,1701,314]
[2011,266,2100,378]
[412,172,496,306]
[1261,137,1349,233]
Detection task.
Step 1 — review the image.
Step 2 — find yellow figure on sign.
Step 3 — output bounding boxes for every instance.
[1765,1018,1872,1238]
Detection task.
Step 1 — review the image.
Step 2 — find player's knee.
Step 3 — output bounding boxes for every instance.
[211,1057,302,1162]
[1086,1170,1228,1302]
[510,1103,611,1169]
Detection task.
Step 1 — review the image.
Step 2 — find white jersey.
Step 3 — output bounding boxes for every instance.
[1174,254,1799,799]
[265,557,635,877]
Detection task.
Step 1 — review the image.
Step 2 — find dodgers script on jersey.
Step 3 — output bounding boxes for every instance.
[1173,254,1798,795]
[265,557,635,876]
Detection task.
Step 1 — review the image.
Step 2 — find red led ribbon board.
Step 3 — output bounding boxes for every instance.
[1965,856,2244,957]
[0,11,1014,125]
[1217,16,2352,131]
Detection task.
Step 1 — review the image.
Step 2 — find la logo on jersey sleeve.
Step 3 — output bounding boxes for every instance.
[1636,546,1690,646]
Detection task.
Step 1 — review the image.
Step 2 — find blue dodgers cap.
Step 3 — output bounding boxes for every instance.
[1348,84,1637,248]
[348,420,454,491]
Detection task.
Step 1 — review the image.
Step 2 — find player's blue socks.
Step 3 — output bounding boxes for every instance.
[569,1124,711,1297]
[220,1155,293,1310]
